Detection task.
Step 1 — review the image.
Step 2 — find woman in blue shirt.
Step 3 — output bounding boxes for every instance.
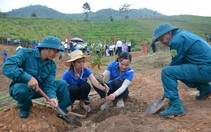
[96,52,134,110]
[62,50,108,112]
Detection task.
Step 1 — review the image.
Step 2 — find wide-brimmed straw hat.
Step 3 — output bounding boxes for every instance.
[65,50,88,67]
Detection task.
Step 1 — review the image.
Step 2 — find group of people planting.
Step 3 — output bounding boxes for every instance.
[2,35,134,123]
[2,22,211,124]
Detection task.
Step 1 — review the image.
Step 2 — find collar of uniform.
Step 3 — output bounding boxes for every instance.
[35,49,41,58]
[34,49,51,63]
[169,29,180,47]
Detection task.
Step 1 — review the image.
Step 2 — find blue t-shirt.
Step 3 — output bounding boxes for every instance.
[106,61,134,83]
[62,67,92,86]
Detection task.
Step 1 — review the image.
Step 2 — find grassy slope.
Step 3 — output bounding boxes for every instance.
[0,15,210,46]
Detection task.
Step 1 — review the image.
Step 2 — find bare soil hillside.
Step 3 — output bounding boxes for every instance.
[0,45,211,132]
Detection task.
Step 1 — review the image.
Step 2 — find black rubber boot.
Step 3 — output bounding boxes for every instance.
[196,84,211,100]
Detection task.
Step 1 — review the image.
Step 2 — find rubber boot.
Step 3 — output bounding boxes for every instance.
[19,109,30,118]
[18,100,32,118]
[10,83,32,118]
[160,99,185,117]
[196,84,211,100]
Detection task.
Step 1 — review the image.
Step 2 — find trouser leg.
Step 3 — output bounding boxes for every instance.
[54,80,71,114]
[94,79,129,99]
[68,85,79,103]
[162,64,211,100]
[69,82,91,102]
[79,82,91,100]
[9,83,33,111]
[111,79,129,100]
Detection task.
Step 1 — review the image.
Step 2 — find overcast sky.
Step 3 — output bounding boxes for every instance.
[0,0,211,17]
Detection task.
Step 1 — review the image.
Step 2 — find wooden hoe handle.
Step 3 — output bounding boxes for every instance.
[37,87,51,102]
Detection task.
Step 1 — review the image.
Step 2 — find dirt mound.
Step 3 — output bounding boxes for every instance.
[0,103,72,131]
[0,95,146,131]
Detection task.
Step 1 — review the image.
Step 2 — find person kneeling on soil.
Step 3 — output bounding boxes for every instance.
[2,36,71,119]
[62,50,109,112]
[96,52,134,110]
[152,22,211,117]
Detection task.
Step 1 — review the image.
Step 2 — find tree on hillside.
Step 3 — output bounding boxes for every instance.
[0,10,7,17]
[110,16,114,22]
[31,12,37,17]
[119,4,131,19]
[82,2,91,21]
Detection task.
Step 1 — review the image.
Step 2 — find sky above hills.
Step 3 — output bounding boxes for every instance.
[0,0,211,17]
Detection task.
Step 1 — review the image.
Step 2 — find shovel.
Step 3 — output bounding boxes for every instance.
[146,95,165,114]
[37,87,82,126]
[68,111,87,118]
[103,83,109,117]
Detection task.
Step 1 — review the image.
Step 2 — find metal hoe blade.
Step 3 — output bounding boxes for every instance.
[37,87,82,126]
[146,96,165,114]
[56,102,82,126]
[64,114,82,127]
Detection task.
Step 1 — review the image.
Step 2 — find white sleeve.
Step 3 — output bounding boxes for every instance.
[114,79,131,97]
[103,70,110,81]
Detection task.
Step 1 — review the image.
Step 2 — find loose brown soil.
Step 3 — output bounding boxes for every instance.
[0,45,211,132]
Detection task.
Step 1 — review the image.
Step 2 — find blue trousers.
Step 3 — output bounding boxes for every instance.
[94,79,129,100]
[9,80,71,114]
[162,64,211,100]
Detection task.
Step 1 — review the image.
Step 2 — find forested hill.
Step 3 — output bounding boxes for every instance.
[6,5,164,21]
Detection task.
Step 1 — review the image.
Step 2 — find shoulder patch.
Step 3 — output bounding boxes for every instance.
[170,49,177,57]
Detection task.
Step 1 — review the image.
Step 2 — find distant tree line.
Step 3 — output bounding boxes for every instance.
[4,4,163,22]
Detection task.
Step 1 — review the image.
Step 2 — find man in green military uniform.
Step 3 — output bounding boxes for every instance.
[2,36,71,118]
[152,23,211,117]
